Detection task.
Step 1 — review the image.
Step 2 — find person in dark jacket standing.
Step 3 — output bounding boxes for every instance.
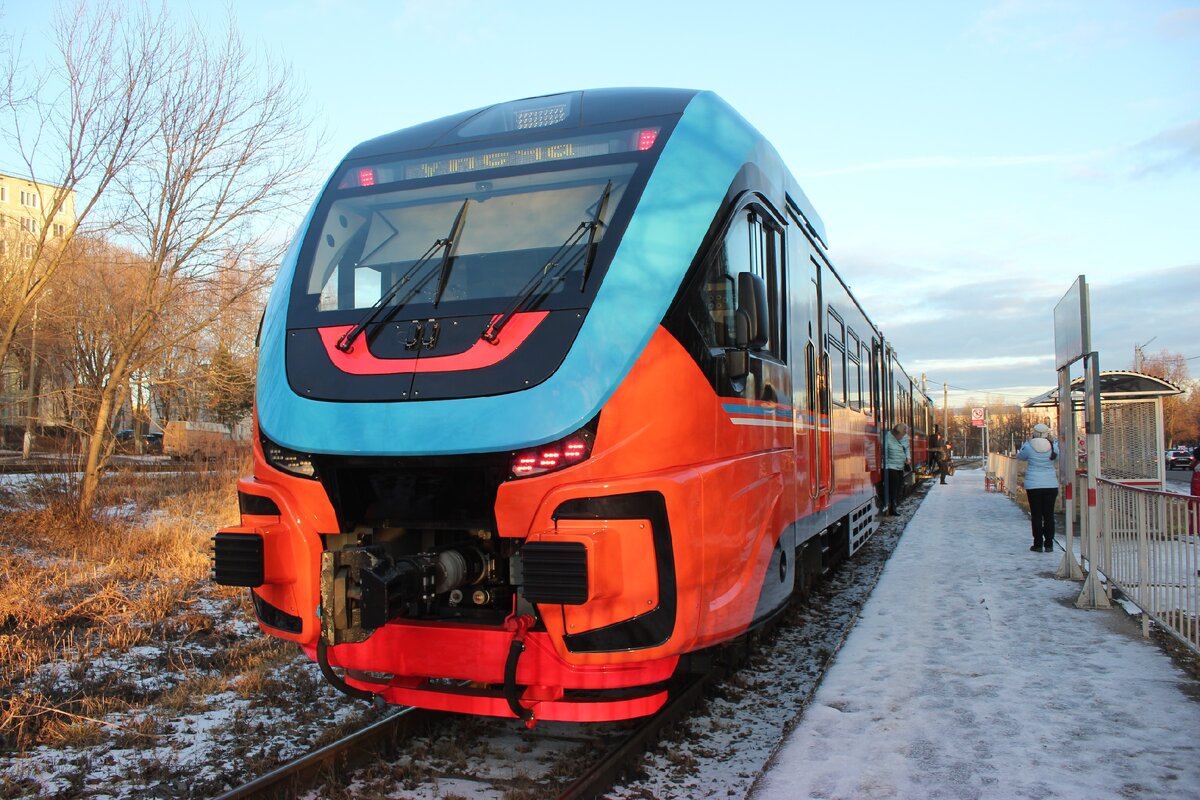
[1017,423,1060,552]
[929,424,949,484]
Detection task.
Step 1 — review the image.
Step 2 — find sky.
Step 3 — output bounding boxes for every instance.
[3,0,1198,407]
[751,471,1200,799]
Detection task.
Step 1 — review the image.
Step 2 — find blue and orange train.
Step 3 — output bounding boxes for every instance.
[214,88,933,725]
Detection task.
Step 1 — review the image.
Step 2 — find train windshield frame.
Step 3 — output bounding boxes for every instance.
[287,122,671,328]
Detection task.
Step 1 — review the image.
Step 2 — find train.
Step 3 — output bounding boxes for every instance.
[213,88,934,725]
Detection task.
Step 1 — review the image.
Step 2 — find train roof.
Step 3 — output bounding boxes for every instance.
[345,88,701,161]
[340,88,829,247]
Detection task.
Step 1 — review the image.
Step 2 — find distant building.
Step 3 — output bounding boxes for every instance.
[0,171,78,438]
[0,171,76,258]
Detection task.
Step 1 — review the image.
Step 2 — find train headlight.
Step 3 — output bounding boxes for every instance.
[261,434,319,479]
[509,428,594,479]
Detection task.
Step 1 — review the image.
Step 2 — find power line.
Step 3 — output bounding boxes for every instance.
[936,382,1043,400]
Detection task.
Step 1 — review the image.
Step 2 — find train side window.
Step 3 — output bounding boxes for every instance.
[805,341,816,416]
[860,340,872,416]
[695,207,785,358]
[694,254,735,347]
[691,212,751,347]
[735,209,784,360]
[869,340,880,420]
[827,309,845,406]
[756,220,785,361]
[819,352,831,416]
[847,332,861,411]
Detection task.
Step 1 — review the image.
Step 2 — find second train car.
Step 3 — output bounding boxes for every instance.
[214,88,933,724]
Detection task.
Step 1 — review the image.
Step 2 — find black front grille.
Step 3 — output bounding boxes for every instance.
[212,532,264,587]
[318,453,509,532]
[521,542,588,605]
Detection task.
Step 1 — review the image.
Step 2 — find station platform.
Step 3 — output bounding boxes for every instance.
[751,468,1200,800]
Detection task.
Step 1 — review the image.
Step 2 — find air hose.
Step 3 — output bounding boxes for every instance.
[503,614,536,726]
[317,635,375,703]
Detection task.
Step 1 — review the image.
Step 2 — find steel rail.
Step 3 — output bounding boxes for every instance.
[210,705,444,800]
[556,670,713,800]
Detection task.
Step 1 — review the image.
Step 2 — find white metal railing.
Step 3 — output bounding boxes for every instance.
[1096,480,1199,654]
[987,465,1199,654]
[986,454,1019,496]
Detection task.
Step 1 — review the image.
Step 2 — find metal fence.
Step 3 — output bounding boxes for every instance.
[986,454,1020,496]
[987,457,1198,655]
[1096,479,1199,654]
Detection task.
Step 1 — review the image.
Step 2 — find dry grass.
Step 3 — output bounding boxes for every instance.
[0,460,265,753]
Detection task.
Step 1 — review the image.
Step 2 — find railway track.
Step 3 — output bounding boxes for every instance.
[211,669,715,800]
[212,705,445,799]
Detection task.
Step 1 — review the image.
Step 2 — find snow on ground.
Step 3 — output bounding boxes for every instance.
[751,468,1200,800]
[2,639,386,799]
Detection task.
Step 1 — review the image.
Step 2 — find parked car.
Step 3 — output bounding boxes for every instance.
[143,432,164,454]
[163,420,235,461]
[1166,448,1194,470]
[114,429,136,453]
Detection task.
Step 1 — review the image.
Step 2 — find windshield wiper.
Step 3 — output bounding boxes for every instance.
[578,180,612,291]
[336,199,470,353]
[481,182,612,344]
[433,199,470,307]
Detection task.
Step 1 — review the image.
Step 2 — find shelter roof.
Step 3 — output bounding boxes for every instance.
[1024,370,1182,408]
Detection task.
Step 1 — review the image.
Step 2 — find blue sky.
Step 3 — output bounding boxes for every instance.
[4,0,1198,406]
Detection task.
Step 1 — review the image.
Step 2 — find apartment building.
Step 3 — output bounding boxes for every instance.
[0,171,76,258]
[0,171,78,439]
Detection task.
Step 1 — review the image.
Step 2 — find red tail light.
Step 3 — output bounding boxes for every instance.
[357,167,376,187]
[635,128,659,151]
[510,429,595,479]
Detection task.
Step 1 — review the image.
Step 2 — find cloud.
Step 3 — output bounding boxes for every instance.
[800,119,1200,183]
[1128,119,1200,177]
[799,153,1081,178]
[863,263,1200,396]
[1156,7,1200,39]
[972,0,1124,51]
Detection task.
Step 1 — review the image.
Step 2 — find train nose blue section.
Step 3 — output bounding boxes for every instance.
[255,91,758,456]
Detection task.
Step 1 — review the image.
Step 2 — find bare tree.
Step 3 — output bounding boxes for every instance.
[1139,350,1197,446]
[74,11,316,512]
[0,1,159,376]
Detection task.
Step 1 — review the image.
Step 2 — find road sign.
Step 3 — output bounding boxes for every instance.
[971,407,986,427]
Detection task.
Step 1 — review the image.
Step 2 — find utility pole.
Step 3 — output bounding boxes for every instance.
[1135,336,1156,372]
[943,382,949,435]
[21,301,39,460]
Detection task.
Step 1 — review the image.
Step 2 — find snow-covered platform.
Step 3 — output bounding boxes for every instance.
[752,468,1200,800]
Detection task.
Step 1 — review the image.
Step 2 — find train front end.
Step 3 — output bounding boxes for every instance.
[213,89,782,724]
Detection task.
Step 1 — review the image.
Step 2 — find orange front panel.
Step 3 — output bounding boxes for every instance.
[527,518,659,637]
[240,422,340,645]
[497,327,797,664]
[694,459,786,647]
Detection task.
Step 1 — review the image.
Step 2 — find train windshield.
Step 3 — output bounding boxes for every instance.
[291,154,644,324]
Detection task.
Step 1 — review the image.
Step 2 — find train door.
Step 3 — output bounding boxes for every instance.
[870,338,882,476]
[807,257,832,507]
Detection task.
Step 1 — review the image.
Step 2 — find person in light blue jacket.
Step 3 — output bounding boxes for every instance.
[883,423,910,516]
[1017,422,1060,552]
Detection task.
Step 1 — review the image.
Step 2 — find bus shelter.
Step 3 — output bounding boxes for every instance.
[1025,371,1182,490]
